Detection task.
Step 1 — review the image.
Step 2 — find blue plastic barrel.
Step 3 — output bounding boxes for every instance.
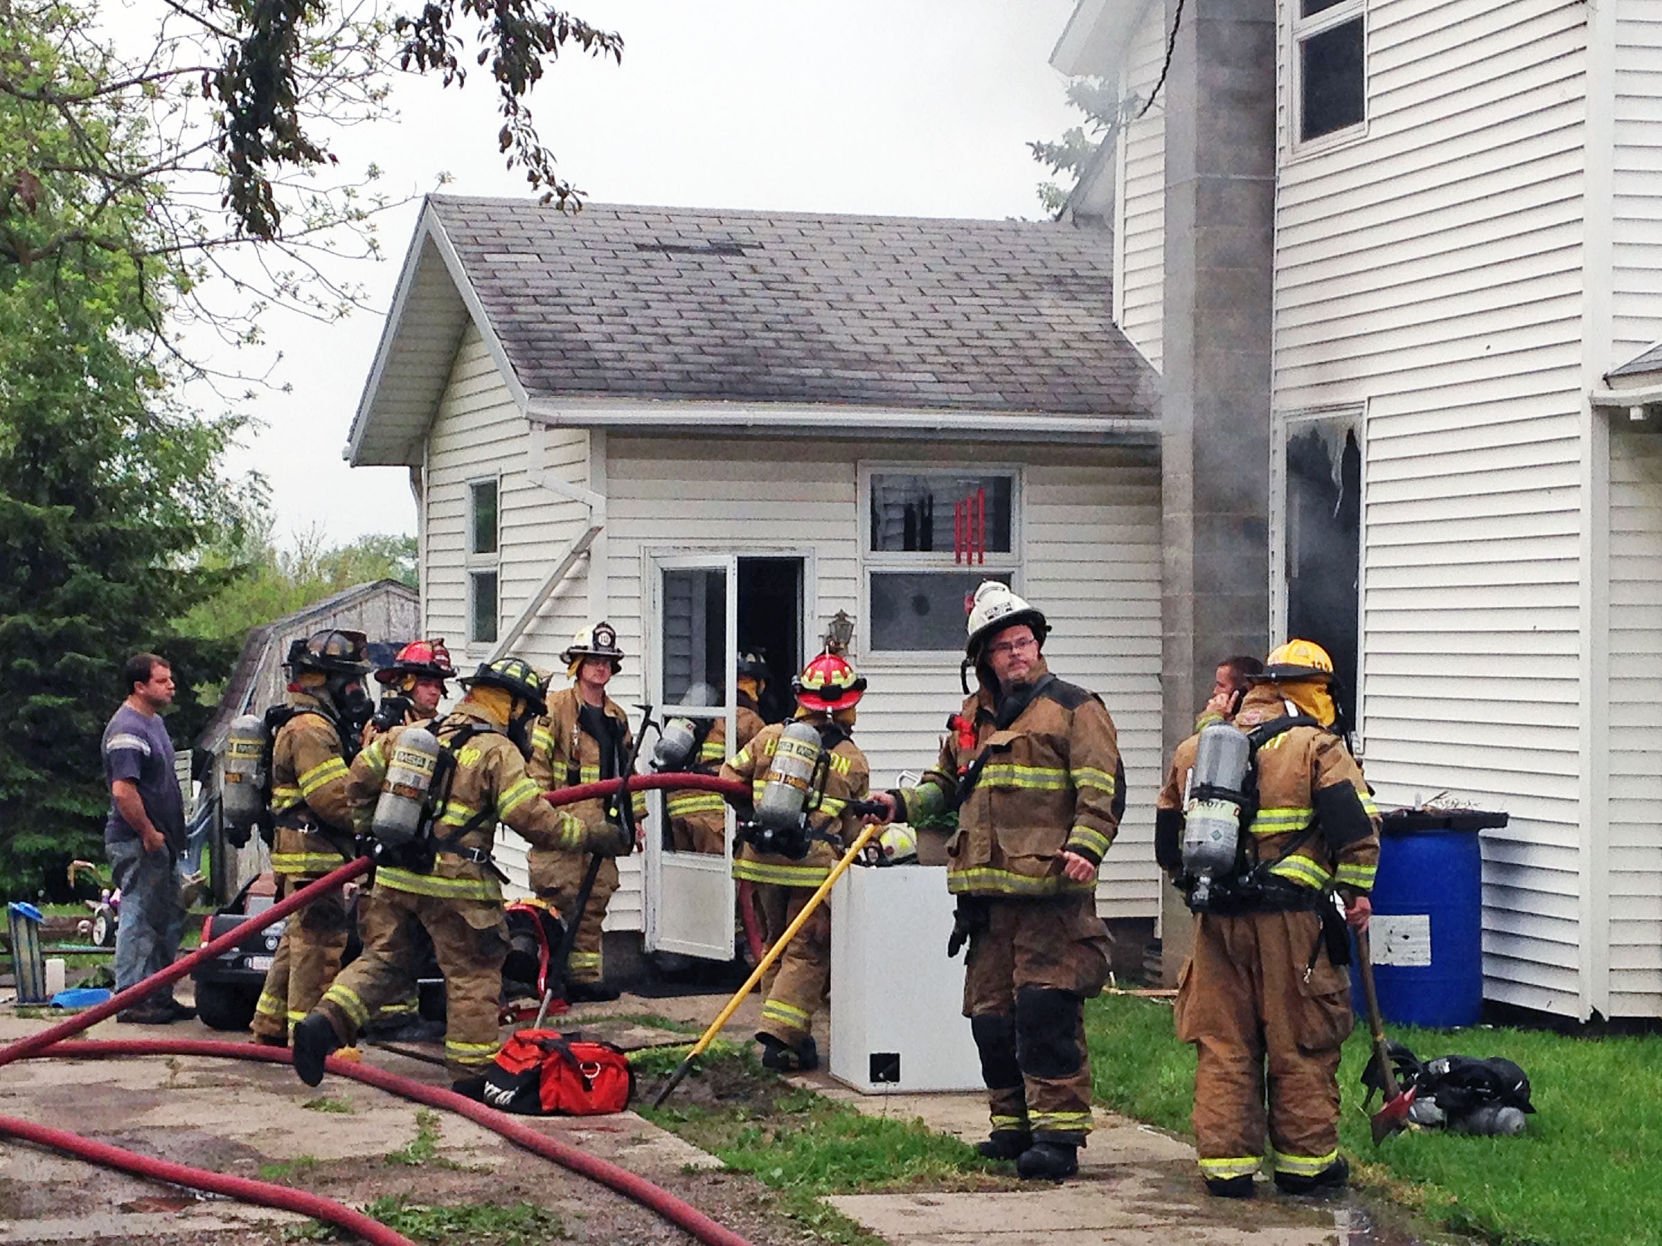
[1349,810,1503,1028]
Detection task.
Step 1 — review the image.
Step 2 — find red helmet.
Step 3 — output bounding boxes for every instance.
[375,638,455,685]
[792,652,866,713]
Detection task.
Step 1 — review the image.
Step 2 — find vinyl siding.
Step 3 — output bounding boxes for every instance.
[1603,425,1662,1018]
[1113,0,1166,369]
[1611,0,1662,360]
[601,435,1164,927]
[420,324,598,899]
[1274,0,1590,1015]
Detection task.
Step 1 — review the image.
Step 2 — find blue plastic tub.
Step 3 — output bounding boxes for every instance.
[1349,810,1504,1028]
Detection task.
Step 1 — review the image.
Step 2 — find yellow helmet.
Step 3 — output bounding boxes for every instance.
[1253,639,1335,684]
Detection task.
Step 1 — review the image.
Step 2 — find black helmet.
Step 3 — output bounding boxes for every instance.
[285,629,371,677]
[736,649,770,682]
[461,657,549,716]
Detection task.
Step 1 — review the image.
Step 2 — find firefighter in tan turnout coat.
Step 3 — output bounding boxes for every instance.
[527,623,645,1002]
[251,630,375,1045]
[872,582,1123,1182]
[1156,639,1380,1199]
[665,654,769,855]
[720,652,870,1072]
[291,657,630,1085]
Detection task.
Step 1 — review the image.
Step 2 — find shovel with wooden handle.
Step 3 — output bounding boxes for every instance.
[1354,924,1416,1144]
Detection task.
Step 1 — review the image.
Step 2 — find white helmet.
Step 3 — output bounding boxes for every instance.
[964,581,1048,659]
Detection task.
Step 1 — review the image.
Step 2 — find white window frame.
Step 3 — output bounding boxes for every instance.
[1270,405,1367,750]
[857,462,1024,660]
[466,475,501,647]
[1288,0,1367,158]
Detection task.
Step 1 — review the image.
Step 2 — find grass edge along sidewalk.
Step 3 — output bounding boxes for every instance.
[1085,993,1662,1246]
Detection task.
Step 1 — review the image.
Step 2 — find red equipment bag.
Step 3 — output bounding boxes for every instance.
[474,1029,634,1116]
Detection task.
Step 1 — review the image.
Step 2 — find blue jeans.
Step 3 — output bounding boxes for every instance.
[107,840,186,993]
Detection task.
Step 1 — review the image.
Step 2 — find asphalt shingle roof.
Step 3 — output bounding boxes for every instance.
[1611,340,1662,378]
[426,196,1158,419]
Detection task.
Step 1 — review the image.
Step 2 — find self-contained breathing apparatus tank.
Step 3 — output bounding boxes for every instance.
[1181,723,1253,910]
[370,726,443,850]
[221,713,270,847]
[651,716,702,773]
[746,719,829,859]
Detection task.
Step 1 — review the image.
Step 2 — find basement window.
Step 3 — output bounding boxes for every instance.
[862,467,1020,653]
[1277,411,1362,737]
[1293,0,1365,146]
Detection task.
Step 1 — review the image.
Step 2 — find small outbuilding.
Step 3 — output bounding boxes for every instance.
[346,196,1163,965]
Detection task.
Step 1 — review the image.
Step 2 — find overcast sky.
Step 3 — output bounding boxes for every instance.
[210,0,1084,547]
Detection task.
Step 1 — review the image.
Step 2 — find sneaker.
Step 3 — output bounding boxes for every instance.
[1016,1141,1078,1181]
[1274,1156,1350,1196]
[116,1004,175,1025]
[1206,1174,1256,1199]
[563,980,621,1004]
[291,1014,343,1087]
[975,1131,1032,1161]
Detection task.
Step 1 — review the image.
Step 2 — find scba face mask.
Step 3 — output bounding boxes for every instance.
[330,676,374,730]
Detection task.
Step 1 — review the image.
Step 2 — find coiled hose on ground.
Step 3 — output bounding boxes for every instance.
[0,773,756,1246]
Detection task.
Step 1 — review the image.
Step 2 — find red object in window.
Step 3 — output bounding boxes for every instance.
[975,487,986,565]
[953,497,964,565]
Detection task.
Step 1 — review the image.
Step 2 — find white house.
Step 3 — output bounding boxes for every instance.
[345,197,1164,965]
[1055,0,1662,1019]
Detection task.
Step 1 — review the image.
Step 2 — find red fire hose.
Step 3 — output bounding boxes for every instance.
[16,1040,753,1246]
[0,855,374,1070]
[0,773,758,1245]
[0,1110,416,1246]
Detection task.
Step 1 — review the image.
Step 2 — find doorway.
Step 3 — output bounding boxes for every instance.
[644,552,807,959]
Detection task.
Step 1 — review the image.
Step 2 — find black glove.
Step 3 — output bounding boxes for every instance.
[946,897,988,958]
[585,821,634,858]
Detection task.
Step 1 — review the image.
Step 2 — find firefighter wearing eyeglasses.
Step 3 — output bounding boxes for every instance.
[868,583,1123,1182]
[720,652,870,1072]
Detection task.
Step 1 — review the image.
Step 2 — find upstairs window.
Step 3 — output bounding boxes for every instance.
[1294,0,1365,146]
[468,477,500,644]
[863,468,1020,653]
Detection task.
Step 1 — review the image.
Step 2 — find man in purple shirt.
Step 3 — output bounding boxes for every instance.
[103,652,193,1023]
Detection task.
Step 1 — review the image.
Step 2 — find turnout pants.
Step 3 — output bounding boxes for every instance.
[529,848,619,986]
[750,881,830,1048]
[317,885,508,1078]
[252,873,347,1042]
[1174,907,1353,1184]
[963,894,1110,1145]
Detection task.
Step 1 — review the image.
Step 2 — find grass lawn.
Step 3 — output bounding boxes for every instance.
[1086,994,1662,1246]
[634,1042,1008,1245]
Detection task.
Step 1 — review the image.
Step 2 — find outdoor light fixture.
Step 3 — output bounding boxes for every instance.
[824,609,855,655]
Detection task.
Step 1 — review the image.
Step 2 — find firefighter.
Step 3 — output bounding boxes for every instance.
[1196,654,1264,731]
[360,638,454,1037]
[666,670,767,855]
[868,582,1122,1181]
[1154,638,1379,1198]
[250,630,375,1046]
[291,657,630,1085]
[364,638,453,744]
[526,622,645,1002]
[720,652,870,1071]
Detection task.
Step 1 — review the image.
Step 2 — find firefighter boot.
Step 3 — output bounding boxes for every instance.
[976,1130,1032,1161]
[758,1033,819,1072]
[292,1013,343,1087]
[1274,1156,1350,1196]
[564,980,621,1003]
[1206,1175,1256,1199]
[1016,1140,1079,1181]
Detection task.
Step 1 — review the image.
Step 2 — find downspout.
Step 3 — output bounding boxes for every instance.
[489,434,606,662]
